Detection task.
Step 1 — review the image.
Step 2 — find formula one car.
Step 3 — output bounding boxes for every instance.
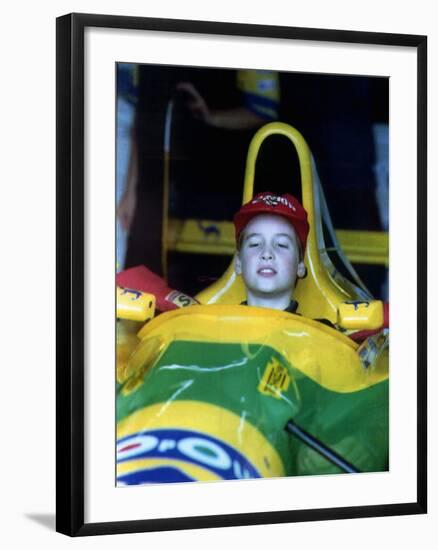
[116,122,389,485]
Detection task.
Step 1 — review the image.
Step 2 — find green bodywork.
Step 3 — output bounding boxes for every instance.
[117,340,389,477]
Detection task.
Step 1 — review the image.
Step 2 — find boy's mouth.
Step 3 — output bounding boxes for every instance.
[257,267,277,277]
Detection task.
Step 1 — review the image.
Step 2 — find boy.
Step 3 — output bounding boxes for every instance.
[233,192,309,312]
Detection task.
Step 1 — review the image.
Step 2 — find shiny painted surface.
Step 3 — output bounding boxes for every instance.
[116,308,388,483]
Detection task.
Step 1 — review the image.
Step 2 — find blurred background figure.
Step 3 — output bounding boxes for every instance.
[371,78,389,301]
[124,67,282,277]
[171,69,282,221]
[373,121,389,300]
[177,69,280,129]
[116,63,139,272]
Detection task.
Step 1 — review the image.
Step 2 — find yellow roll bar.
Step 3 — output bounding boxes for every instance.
[196,122,381,325]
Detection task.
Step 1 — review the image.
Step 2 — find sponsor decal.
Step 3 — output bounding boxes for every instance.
[197,220,220,238]
[252,194,296,211]
[117,428,261,484]
[117,402,286,481]
[119,287,143,300]
[166,291,198,308]
[258,356,291,399]
[345,300,370,311]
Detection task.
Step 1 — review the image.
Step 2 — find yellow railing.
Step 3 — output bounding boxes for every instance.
[167,219,388,267]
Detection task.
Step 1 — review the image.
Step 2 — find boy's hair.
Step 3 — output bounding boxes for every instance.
[233,192,309,252]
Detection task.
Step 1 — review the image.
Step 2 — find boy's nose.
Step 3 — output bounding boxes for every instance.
[261,247,274,260]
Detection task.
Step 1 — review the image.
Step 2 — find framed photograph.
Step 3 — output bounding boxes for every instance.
[56,13,427,536]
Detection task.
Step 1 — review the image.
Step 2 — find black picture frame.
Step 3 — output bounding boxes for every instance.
[56,12,427,537]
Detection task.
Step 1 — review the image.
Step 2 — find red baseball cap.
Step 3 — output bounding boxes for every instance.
[233,192,309,250]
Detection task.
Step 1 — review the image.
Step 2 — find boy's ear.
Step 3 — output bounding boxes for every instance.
[297,261,307,279]
[234,254,242,275]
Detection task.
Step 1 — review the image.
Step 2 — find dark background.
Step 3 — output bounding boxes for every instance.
[124,65,389,299]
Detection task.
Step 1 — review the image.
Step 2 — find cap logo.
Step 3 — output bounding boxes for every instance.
[252,194,296,211]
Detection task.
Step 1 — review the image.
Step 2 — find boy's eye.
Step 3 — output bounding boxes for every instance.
[277,242,289,249]
[248,241,261,248]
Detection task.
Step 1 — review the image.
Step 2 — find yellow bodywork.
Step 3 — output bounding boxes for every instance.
[337,300,383,330]
[118,123,387,385]
[116,286,156,322]
[132,305,388,393]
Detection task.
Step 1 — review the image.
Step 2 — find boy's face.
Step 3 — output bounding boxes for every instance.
[235,214,305,301]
